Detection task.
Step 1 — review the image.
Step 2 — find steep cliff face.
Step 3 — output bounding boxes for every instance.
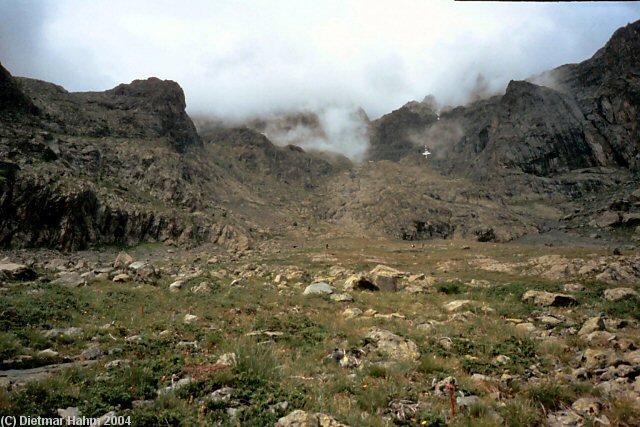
[367,20,640,181]
[367,100,439,162]
[16,76,201,153]
[0,62,37,116]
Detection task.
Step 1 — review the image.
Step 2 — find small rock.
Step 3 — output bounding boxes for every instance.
[209,387,235,403]
[37,349,59,358]
[105,359,131,369]
[516,323,537,334]
[169,280,183,292]
[540,315,564,327]
[571,397,601,417]
[342,307,362,319]
[563,283,585,292]
[112,274,130,282]
[365,327,420,361]
[0,262,37,280]
[125,335,142,343]
[51,272,85,288]
[582,348,615,371]
[216,352,237,367]
[623,349,640,365]
[303,282,334,296]
[492,355,511,365]
[456,395,481,410]
[330,292,353,302]
[547,409,583,427]
[363,308,378,316]
[579,316,606,336]
[276,410,349,427]
[583,331,616,345]
[604,288,639,302]
[191,282,211,294]
[44,327,83,339]
[157,377,193,395]
[444,300,473,312]
[81,346,102,361]
[434,376,456,396]
[183,314,199,324]
[57,407,80,420]
[113,252,134,269]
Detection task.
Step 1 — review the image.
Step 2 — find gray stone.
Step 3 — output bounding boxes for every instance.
[169,280,184,292]
[81,346,102,361]
[365,327,420,361]
[342,307,362,319]
[57,407,80,420]
[604,287,639,301]
[51,272,85,288]
[579,316,606,336]
[303,282,334,296]
[37,349,59,358]
[44,327,83,339]
[276,410,349,427]
[0,262,36,280]
[522,290,577,307]
[571,397,601,417]
[183,314,199,324]
[157,377,193,395]
[330,292,353,302]
[209,387,235,403]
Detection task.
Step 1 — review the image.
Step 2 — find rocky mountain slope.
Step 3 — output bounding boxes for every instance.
[2,20,640,250]
[0,65,349,251]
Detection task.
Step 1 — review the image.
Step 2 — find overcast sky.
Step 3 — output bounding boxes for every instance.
[1,0,639,120]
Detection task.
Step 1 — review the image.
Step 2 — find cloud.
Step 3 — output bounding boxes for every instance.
[1,0,639,158]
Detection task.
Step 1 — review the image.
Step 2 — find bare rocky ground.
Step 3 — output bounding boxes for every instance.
[1,230,639,426]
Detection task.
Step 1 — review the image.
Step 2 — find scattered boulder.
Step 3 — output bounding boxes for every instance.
[128,261,158,281]
[44,327,83,339]
[590,211,621,228]
[51,272,85,288]
[603,287,639,301]
[157,377,193,395]
[443,300,473,312]
[521,290,577,307]
[368,265,405,292]
[113,252,134,269]
[303,282,334,296]
[216,352,237,367]
[579,316,606,336]
[582,348,615,371]
[191,281,211,294]
[37,349,59,358]
[342,308,362,319]
[57,407,80,420]
[112,273,130,282]
[169,280,184,292]
[276,410,349,427]
[563,283,585,293]
[343,274,379,292]
[0,262,37,280]
[571,397,601,417]
[81,346,102,361]
[330,292,353,302]
[364,327,420,362]
[183,314,199,324]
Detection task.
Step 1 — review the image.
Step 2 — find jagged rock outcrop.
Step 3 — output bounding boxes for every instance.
[0,62,38,116]
[16,76,201,153]
[367,20,640,180]
[367,99,439,162]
